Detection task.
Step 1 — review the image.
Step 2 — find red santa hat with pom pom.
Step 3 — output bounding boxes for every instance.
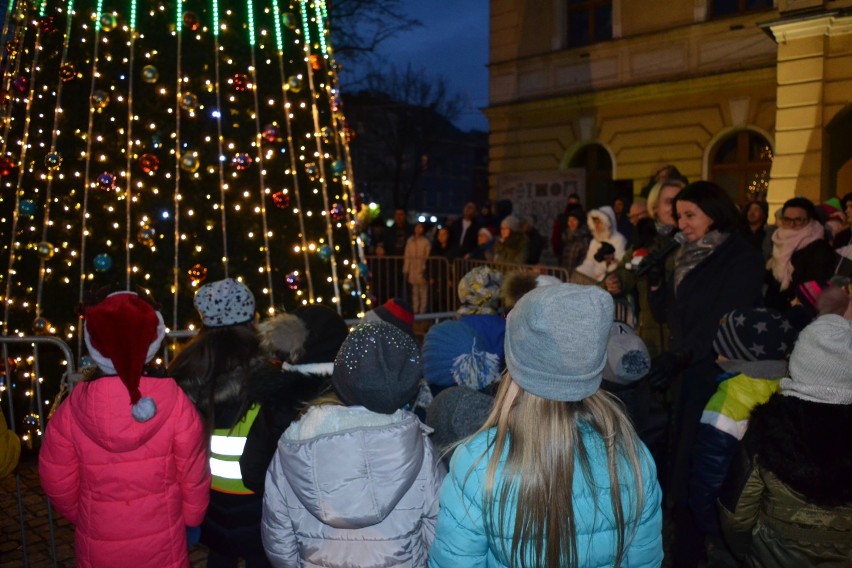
[83,291,166,422]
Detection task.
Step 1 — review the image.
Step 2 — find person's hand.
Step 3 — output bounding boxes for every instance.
[646,265,665,291]
[605,273,622,295]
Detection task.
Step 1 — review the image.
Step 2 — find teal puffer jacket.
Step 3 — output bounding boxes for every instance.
[429,425,663,567]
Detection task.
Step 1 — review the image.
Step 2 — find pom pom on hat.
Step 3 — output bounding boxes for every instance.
[423,320,503,390]
[83,291,166,422]
[505,284,613,401]
[782,315,852,405]
[603,322,650,386]
[194,278,255,328]
[332,322,422,414]
[131,397,157,422]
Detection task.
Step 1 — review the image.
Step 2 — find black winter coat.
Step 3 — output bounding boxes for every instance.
[650,232,764,502]
[239,365,331,494]
[719,394,852,566]
[657,232,764,366]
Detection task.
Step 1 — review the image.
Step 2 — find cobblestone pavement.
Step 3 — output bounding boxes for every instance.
[1,451,210,567]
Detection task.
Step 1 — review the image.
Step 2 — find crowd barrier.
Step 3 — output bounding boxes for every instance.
[2,336,71,568]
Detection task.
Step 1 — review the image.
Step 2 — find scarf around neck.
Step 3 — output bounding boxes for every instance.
[673,230,728,292]
[768,220,825,291]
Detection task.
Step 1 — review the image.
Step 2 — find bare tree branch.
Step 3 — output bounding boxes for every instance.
[327,0,421,63]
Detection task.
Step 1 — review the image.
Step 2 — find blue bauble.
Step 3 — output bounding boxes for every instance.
[93,253,113,272]
[318,245,332,261]
[330,160,345,176]
[18,199,36,217]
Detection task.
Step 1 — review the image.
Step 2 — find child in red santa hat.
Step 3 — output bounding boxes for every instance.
[39,291,210,568]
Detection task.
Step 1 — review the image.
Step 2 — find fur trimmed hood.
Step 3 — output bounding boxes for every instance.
[588,206,616,241]
[746,393,852,507]
[258,306,348,365]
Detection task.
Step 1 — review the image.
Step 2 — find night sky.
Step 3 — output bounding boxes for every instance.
[372,0,490,132]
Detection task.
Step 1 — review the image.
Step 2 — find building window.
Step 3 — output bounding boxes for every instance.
[709,130,773,204]
[567,0,613,48]
[709,0,773,19]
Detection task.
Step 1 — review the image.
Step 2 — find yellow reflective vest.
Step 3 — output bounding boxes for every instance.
[209,403,259,495]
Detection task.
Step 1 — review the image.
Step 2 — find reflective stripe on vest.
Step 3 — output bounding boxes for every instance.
[209,403,260,495]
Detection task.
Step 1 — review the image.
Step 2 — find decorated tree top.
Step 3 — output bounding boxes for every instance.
[0,0,370,346]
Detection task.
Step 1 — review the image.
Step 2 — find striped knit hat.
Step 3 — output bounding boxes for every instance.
[713,307,797,362]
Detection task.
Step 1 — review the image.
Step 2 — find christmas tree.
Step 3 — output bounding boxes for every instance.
[0,0,368,351]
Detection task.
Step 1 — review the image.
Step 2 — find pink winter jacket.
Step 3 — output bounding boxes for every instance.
[39,375,210,568]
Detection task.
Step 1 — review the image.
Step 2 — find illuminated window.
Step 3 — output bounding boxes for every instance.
[709,131,773,203]
[567,0,613,48]
[709,0,773,19]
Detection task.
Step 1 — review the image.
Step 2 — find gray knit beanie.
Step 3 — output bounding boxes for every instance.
[426,386,494,451]
[505,283,614,401]
[782,314,852,405]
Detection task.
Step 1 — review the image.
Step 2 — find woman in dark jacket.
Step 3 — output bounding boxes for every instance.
[719,315,852,567]
[648,181,764,565]
[765,197,837,310]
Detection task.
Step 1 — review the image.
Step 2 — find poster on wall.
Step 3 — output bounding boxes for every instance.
[496,169,586,242]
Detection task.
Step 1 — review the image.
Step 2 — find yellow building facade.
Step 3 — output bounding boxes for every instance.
[486,0,852,210]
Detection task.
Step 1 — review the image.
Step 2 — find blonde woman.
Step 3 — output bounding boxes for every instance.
[429,284,663,568]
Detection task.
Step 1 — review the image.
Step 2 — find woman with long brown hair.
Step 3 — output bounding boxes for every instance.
[429,284,662,568]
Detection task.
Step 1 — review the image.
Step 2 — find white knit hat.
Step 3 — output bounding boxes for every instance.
[193,278,255,327]
[781,315,852,405]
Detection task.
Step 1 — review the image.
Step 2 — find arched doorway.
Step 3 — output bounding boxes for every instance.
[569,143,615,208]
[708,130,773,205]
[826,106,852,200]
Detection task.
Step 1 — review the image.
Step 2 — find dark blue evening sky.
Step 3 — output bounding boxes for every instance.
[373,1,490,132]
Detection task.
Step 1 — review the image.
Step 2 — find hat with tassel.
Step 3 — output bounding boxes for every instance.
[83,291,166,422]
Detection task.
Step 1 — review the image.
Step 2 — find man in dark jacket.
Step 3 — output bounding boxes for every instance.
[449,202,480,257]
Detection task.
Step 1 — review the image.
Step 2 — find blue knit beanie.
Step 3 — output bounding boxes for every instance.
[505,283,614,401]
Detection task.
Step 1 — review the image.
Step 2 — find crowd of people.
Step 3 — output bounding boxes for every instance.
[14,168,852,567]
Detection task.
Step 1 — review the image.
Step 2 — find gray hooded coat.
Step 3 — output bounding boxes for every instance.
[261,405,446,567]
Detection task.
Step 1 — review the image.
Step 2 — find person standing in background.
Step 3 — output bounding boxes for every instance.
[403,222,432,314]
[450,202,480,257]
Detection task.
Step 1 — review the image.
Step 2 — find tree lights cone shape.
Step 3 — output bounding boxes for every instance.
[0,0,367,345]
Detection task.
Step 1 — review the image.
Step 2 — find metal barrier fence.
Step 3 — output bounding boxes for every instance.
[2,336,72,568]
[364,255,572,312]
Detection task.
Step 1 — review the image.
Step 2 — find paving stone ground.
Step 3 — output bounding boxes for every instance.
[1,451,210,567]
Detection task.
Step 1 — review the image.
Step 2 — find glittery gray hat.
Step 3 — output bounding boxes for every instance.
[782,315,852,405]
[332,321,422,414]
[505,283,613,401]
[193,278,255,327]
